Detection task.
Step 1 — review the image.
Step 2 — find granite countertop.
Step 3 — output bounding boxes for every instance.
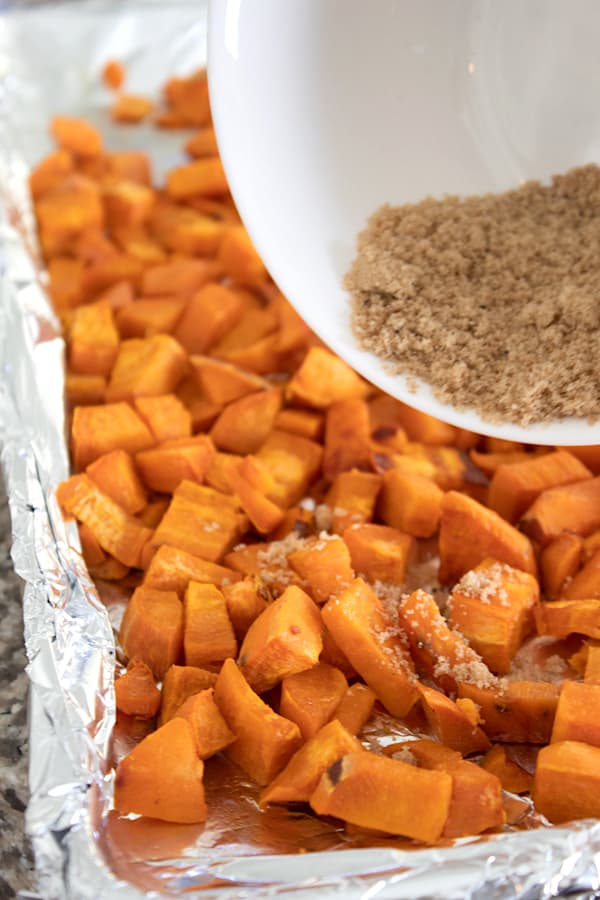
[0,476,36,899]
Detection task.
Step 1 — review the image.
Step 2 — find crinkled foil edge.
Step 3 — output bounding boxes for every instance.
[1,2,600,897]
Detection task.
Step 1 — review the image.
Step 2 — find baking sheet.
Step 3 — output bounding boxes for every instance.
[2,1,600,897]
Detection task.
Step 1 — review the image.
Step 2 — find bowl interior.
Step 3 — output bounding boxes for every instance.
[209,0,600,445]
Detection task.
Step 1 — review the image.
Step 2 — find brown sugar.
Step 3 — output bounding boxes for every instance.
[347,164,600,425]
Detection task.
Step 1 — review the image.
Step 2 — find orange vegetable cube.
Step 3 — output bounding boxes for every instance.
[115,658,161,719]
[280,663,348,740]
[190,355,269,405]
[86,449,147,515]
[540,533,583,599]
[184,126,219,158]
[163,69,211,127]
[166,157,228,198]
[324,470,382,535]
[106,334,187,402]
[214,658,302,785]
[488,450,590,523]
[551,681,600,747]
[274,408,324,441]
[173,284,244,354]
[521,476,600,546]
[174,688,236,759]
[71,402,154,470]
[210,387,282,455]
[143,544,239,597]
[378,468,443,539]
[142,258,222,296]
[418,685,490,755]
[159,664,217,725]
[393,403,457,445]
[287,534,354,604]
[211,305,278,357]
[457,681,559,744]
[114,718,206,823]
[183,581,237,667]
[286,347,368,409]
[111,94,153,123]
[65,373,106,409]
[323,398,372,479]
[119,587,183,679]
[322,578,418,717]
[535,598,600,640]
[342,523,415,585]
[481,745,533,794]
[135,435,216,494]
[133,394,192,443]
[217,225,267,287]
[533,740,600,824]
[48,257,85,309]
[310,751,452,842]
[260,719,362,807]
[68,302,120,375]
[50,115,102,157]
[29,148,73,200]
[562,547,600,601]
[101,59,125,91]
[224,458,285,534]
[333,683,376,735]
[222,579,269,641]
[255,430,323,508]
[105,150,151,186]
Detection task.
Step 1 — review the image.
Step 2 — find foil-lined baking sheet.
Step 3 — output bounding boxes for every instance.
[2,1,600,897]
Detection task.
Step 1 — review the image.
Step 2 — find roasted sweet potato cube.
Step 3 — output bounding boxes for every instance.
[190,354,269,405]
[106,334,187,402]
[238,585,323,692]
[457,680,559,743]
[159,664,217,725]
[152,205,226,255]
[211,305,278,358]
[173,285,244,354]
[78,521,106,568]
[214,658,302,785]
[367,395,408,451]
[152,481,245,563]
[533,740,600,824]
[166,157,228,199]
[269,504,315,541]
[481,745,533,794]
[174,688,236,759]
[82,254,144,300]
[183,581,237,667]
[215,333,282,375]
[439,491,537,584]
[255,430,323,508]
[104,150,151,186]
[286,346,368,409]
[260,720,362,807]
[449,559,539,674]
[584,642,600,683]
[322,578,418,717]
[86,449,146,515]
[133,394,191,443]
[29,148,73,199]
[333,683,376,735]
[163,69,211,127]
[419,685,490,755]
[393,403,457,445]
[521,476,600,546]
[342,523,415,585]
[115,296,185,339]
[535,598,600,640]
[57,474,152,567]
[37,173,103,236]
[274,408,324,441]
[111,93,153,123]
[540,533,583,599]
[115,658,161,719]
[551,681,600,747]
[324,471,382,534]
[378,468,443,539]
[210,388,282,455]
[101,59,125,91]
[323,398,372,479]
[66,373,106,409]
[470,448,547,477]
[488,450,591,523]
[142,258,222,296]
[135,435,215,494]
[114,718,206,823]
[217,225,267,288]
[427,756,504,838]
[48,257,85,309]
[287,535,354,604]
[119,587,183,679]
[398,589,495,694]
[222,579,269,641]
[50,115,102,157]
[280,663,348,740]
[319,625,357,680]
[68,302,120,375]
[562,547,600,601]
[224,459,284,535]
[310,751,452,842]
[184,126,219,158]
[143,544,239,597]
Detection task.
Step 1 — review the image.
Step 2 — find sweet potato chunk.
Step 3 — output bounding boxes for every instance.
[322,578,418,717]
[210,388,282,455]
[69,302,119,375]
[419,685,490,755]
[287,535,354,604]
[333,683,376,735]
[256,430,323,508]
[143,544,238,597]
[533,740,600,824]
[551,681,600,747]
[324,470,382,534]
[224,458,285,534]
[142,258,221,296]
[115,658,161,719]
[481,745,533,794]
[310,751,452,842]
[183,582,237,667]
[190,354,269,405]
[217,225,267,287]
[166,157,228,199]
[274,408,324,441]
[342,523,415,585]
[71,402,154,471]
[448,559,539,674]
[135,435,215,494]
[222,579,269,641]
[535,598,600,640]
[286,346,368,409]
[86,449,147,515]
[439,491,537,584]
[539,533,583,600]
[521,476,600,546]
[174,688,236,759]
[457,681,559,744]
[393,403,457,445]
[238,585,323,693]
[378,469,443,539]
[114,718,206,823]
[214,658,302,785]
[260,720,362,807]
[280,663,348,739]
[106,334,187,402]
[111,94,153,123]
[561,547,600,601]
[173,285,244,354]
[115,296,185,339]
[323,398,372,478]
[133,394,191,443]
[120,587,183,679]
[159,664,217,725]
[50,115,102,157]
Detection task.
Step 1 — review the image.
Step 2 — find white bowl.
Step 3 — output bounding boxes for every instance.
[208,0,600,445]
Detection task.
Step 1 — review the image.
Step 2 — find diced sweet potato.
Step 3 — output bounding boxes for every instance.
[488,450,591,524]
[57,474,152,567]
[174,688,236,759]
[286,347,368,409]
[324,471,382,535]
[115,296,185,339]
[333,683,376,735]
[457,680,559,743]
[481,745,533,794]
[111,94,153,123]
[561,547,600,601]
[163,69,211,127]
[535,598,600,640]
[392,403,457,445]
[533,740,600,824]
[185,126,219,158]
[224,458,285,534]
[310,751,452,842]
[214,658,302,785]
[86,449,147,515]
[167,157,228,199]
[322,578,418,717]
[419,685,490,755]
[173,285,244,354]
[143,544,239,597]
[69,302,120,375]
[50,115,102,157]
[260,719,362,807]
[238,585,323,692]
[48,256,85,308]
[142,258,221,296]
[274,408,324,441]
[287,535,354,604]
[210,388,282,455]
[255,430,323,508]
[520,476,600,546]
[101,59,125,91]
[280,663,348,739]
[540,533,583,599]
[115,658,161,719]
[135,435,215,494]
[183,581,237,667]
[29,148,73,200]
[323,398,372,479]
[342,523,415,584]
[66,373,106,409]
[106,334,187,402]
[217,225,267,288]
[71,401,155,471]
[190,354,269,405]
[448,559,539,674]
[378,468,443,539]
[114,718,206,823]
[584,642,600,683]
[159,664,217,725]
[211,304,278,357]
[120,587,183,679]
[551,681,600,747]
[222,579,269,641]
[439,491,537,584]
[133,394,191,443]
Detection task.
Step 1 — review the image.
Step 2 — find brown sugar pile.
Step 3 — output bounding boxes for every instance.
[347,164,600,425]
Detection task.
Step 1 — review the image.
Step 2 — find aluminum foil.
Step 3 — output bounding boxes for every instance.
[2,2,600,897]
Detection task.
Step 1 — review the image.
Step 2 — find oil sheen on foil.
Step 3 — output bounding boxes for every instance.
[1,2,600,897]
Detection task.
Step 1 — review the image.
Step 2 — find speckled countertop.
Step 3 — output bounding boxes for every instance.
[0,476,36,899]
